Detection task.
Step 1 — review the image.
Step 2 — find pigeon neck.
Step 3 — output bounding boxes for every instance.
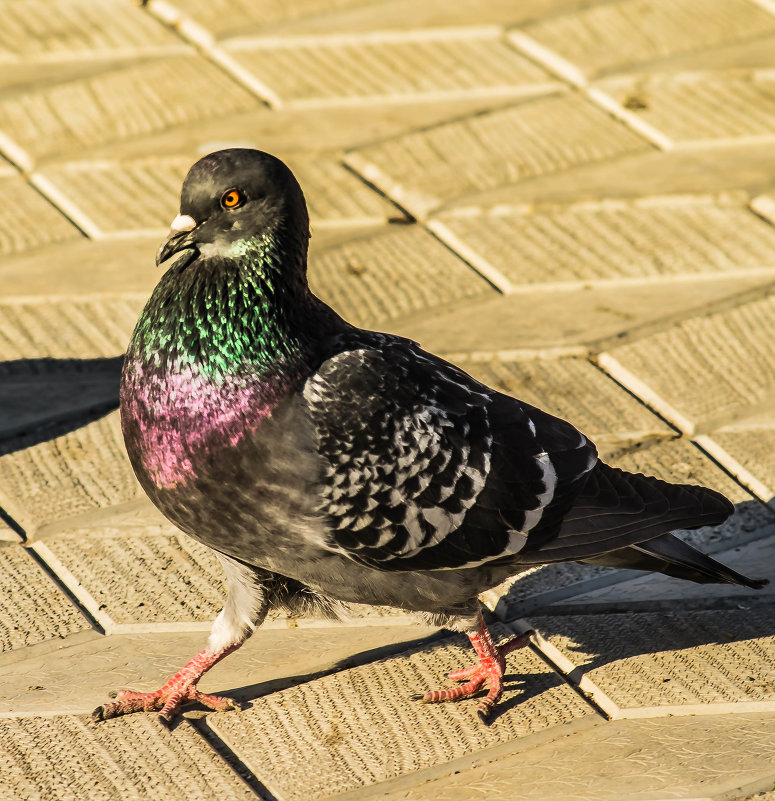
[132,230,336,384]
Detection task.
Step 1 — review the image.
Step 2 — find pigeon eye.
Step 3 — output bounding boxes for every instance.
[221,189,244,209]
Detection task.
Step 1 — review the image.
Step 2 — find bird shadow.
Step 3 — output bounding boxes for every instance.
[0,356,122,456]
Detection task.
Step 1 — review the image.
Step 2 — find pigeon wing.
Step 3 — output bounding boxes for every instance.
[302,339,597,571]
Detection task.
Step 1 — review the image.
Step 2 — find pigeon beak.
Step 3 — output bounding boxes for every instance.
[156,214,198,266]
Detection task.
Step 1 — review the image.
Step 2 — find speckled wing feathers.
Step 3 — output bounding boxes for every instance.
[302,337,597,571]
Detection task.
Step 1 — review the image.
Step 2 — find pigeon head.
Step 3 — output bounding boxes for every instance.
[156,148,310,269]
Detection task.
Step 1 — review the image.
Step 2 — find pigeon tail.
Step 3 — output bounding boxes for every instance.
[515,461,736,564]
[581,533,768,589]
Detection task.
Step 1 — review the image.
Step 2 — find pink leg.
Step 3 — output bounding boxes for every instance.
[416,613,534,721]
[92,645,241,725]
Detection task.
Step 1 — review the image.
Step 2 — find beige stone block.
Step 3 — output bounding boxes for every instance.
[210,623,594,801]
[703,427,775,502]
[156,0,586,40]
[222,33,558,107]
[346,93,648,217]
[393,274,770,356]
[602,293,775,433]
[0,714,255,801]
[433,196,775,291]
[0,237,160,299]
[0,299,141,361]
[594,71,775,146]
[0,624,440,716]
[36,154,402,238]
[530,607,775,713]
[375,713,775,801]
[440,141,775,210]
[307,224,495,328]
[0,357,120,441]
[0,55,256,168]
[520,0,775,79]
[457,355,671,447]
[0,543,91,657]
[0,0,185,63]
[0,412,143,538]
[0,174,80,256]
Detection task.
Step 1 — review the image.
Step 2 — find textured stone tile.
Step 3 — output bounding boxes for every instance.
[545,529,775,613]
[442,141,775,210]
[600,438,775,551]
[346,93,648,217]
[223,33,557,106]
[158,0,586,39]
[594,71,775,146]
[393,273,769,355]
[457,356,671,447]
[0,357,120,441]
[0,624,439,715]
[0,237,160,298]
[433,196,775,290]
[0,298,142,360]
[376,713,775,801]
[0,0,184,63]
[0,412,143,538]
[703,426,775,502]
[0,55,256,167]
[210,623,593,801]
[520,0,775,79]
[530,607,775,712]
[0,174,80,256]
[601,293,775,434]
[36,154,402,237]
[0,714,255,801]
[0,543,90,657]
[307,224,495,328]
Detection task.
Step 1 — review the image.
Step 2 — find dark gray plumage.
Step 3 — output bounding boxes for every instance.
[93,148,766,725]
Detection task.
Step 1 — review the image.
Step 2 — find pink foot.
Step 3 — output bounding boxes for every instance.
[92,646,240,725]
[416,616,534,721]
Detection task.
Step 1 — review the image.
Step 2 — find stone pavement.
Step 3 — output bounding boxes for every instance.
[1,0,775,798]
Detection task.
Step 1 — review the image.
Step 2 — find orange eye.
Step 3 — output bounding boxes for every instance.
[221,188,244,209]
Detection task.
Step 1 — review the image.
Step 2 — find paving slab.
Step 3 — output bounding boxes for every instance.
[0,55,256,169]
[701,427,775,502]
[0,714,256,801]
[221,32,559,107]
[0,411,143,538]
[373,712,775,801]
[438,141,775,210]
[529,606,775,715]
[600,291,775,434]
[392,273,770,356]
[0,236,160,298]
[210,623,595,801]
[346,92,649,218]
[307,224,496,328]
[153,0,587,39]
[0,298,141,361]
[0,0,185,64]
[457,355,671,447]
[431,196,775,291]
[0,542,92,659]
[0,173,81,256]
[36,154,402,238]
[517,0,775,80]
[593,71,775,148]
[0,623,440,716]
[541,528,775,613]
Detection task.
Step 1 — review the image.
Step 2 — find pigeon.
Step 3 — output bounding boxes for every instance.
[93,148,766,725]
